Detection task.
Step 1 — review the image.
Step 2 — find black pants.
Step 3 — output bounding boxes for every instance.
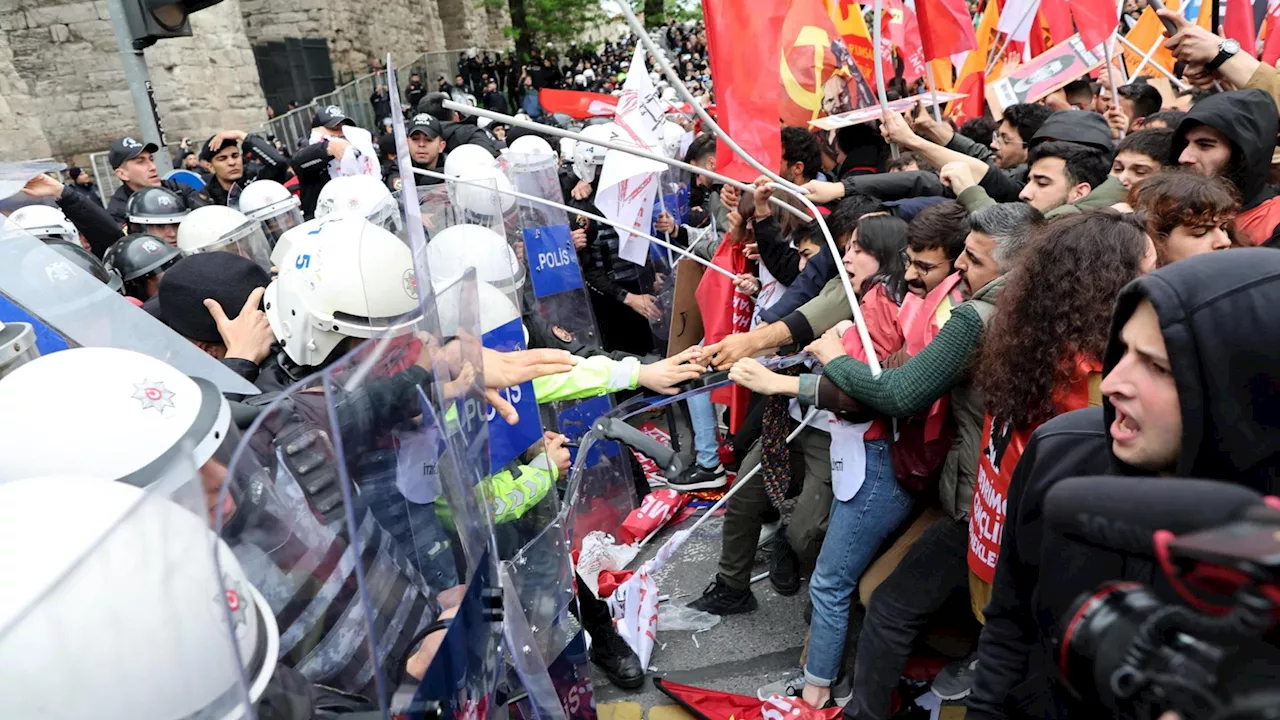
[572,573,615,637]
[843,516,970,720]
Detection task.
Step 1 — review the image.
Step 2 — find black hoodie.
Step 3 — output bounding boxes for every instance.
[1168,89,1279,213]
[966,248,1280,720]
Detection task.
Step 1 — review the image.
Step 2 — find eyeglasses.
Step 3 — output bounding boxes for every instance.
[991,132,1024,148]
[900,249,943,275]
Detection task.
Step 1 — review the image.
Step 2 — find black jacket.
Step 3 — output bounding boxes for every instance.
[839,169,946,202]
[288,141,336,220]
[967,248,1280,720]
[1169,89,1279,213]
[481,90,508,114]
[405,82,426,112]
[440,121,503,158]
[57,185,124,258]
[106,178,210,227]
[66,182,103,207]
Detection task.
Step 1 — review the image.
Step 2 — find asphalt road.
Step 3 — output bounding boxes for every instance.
[593,512,811,711]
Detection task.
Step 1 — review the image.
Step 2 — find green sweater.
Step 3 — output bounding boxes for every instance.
[822,302,984,417]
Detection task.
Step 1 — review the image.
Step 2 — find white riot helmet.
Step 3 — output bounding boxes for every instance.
[507,134,556,160]
[234,179,302,248]
[314,175,401,235]
[7,204,77,245]
[435,278,522,340]
[0,347,234,488]
[0,475,278,717]
[427,224,525,297]
[0,321,38,380]
[177,206,273,271]
[560,137,578,164]
[451,164,517,217]
[265,216,421,368]
[573,123,612,184]
[268,216,326,272]
[661,120,686,160]
[443,143,498,178]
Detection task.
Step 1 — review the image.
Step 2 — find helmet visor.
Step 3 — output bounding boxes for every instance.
[368,194,403,236]
[191,220,274,271]
[260,206,304,249]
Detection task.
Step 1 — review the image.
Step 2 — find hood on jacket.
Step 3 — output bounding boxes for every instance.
[1102,248,1280,491]
[1168,89,1279,211]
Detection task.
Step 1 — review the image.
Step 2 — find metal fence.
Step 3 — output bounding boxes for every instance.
[261,49,502,151]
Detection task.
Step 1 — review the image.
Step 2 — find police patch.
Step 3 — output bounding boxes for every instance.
[403,269,418,299]
[392,176,403,191]
[551,325,575,343]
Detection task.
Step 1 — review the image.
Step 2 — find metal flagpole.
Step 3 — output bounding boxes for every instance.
[410,166,740,282]
[873,0,901,160]
[443,101,812,223]
[925,62,944,122]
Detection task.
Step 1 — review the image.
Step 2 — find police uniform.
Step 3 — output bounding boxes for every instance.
[384,114,446,193]
[105,137,210,226]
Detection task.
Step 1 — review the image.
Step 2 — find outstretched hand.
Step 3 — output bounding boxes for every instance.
[637,347,707,395]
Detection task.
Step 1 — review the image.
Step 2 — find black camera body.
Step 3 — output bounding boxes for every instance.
[1044,477,1280,720]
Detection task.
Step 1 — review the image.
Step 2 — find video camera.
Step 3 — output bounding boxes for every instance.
[1044,476,1280,720]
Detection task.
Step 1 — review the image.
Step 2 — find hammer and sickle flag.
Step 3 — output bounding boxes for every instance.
[779,0,876,125]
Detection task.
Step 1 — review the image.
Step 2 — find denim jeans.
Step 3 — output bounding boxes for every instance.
[687,390,721,469]
[842,516,970,719]
[804,440,913,686]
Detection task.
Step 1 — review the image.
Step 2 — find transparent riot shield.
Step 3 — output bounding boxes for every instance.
[502,151,641,552]
[0,226,259,396]
[0,450,265,718]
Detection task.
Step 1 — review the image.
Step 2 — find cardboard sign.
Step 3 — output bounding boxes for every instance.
[809,92,966,130]
[666,256,706,357]
[986,34,1106,119]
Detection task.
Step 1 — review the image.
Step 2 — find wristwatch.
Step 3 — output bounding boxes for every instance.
[1206,38,1241,72]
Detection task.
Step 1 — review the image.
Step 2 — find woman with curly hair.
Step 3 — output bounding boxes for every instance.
[1129,171,1238,266]
[966,211,1149,623]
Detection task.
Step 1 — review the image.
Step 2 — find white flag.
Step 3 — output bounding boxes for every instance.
[996,0,1040,42]
[596,44,667,265]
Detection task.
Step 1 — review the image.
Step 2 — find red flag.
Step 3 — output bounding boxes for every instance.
[1041,0,1075,44]
[538,89,617,119]
[1223,0,1258,49]
[1264,2,1280,64]
[1068,0,1120,49]
[705,0,787,182]
[655,678,844,720]
[914,0,979,59]
[695,235,753,432]
[901,7,928,83]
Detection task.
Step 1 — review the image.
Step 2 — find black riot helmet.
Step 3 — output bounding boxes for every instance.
[42,239,125,295]
[126,187,190,229]
[103,234,183,300]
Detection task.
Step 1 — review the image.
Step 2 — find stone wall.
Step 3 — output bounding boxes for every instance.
[0,0,266,166]
[239,0,451,78]
[0,0,511,166]
[0,25,52,161]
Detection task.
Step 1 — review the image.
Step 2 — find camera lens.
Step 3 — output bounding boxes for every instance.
[1060,581,1157,709]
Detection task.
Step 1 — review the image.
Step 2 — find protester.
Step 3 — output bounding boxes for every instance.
[1167,90,1280,245]
[1130,171,1239,265]
[967,248,1280,719]
[957,212,1149,701]
[1109,127,1173,192]
[817,203,1040,720]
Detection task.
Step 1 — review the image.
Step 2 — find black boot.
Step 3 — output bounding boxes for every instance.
[769,537,801,596]
[589,626,646,690]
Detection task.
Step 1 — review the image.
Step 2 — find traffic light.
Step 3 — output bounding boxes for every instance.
[120,0,225,49]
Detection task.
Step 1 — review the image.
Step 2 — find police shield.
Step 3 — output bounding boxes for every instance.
[0,450,268,718]
[502,150,642,551]
[0,225,258,396]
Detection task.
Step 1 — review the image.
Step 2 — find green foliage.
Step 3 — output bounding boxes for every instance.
[481,0,602,56]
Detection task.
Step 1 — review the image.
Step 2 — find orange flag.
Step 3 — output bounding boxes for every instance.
[1123,0,1180,78]
[948,0,1001,122]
